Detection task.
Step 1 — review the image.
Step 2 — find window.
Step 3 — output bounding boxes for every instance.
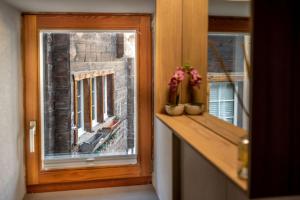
[73,72,115,136]
[77,80,84,137]
[209,82,239,125]
[25,14,152,190]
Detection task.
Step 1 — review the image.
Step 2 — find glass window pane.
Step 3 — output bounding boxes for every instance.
[40,31,138,169]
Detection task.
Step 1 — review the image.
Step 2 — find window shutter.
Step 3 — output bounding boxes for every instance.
[107,74,115,116]
[83,78,92,132]
[96,76,104,123]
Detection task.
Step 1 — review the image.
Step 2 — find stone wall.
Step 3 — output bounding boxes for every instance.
[43,33,55,154]
[43,33,72,155]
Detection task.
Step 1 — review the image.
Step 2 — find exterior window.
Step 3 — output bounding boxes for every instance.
[209,82,238,125]
[91,78,97,127]
[77,80,84,137]
[103,76,109,120]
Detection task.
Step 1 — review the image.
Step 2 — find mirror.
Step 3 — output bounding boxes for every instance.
[208,33,250,130]
[206,0,251,132]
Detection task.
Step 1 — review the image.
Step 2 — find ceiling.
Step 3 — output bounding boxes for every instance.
[3,0,250,17]
[3,0,155,13]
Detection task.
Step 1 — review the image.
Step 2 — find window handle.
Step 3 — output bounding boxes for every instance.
[29,121,36,153]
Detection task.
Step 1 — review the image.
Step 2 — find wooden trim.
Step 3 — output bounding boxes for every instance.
[36,15,145,30]
[27,176,152,193]
[73,70,114,81]
[23,15,40,185]
[182,0,208,108]
[23,14,152,190]
[138,15,152,176]
[155,0,183,113]
[209,16,250,33]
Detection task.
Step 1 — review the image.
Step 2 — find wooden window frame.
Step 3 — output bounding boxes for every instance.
[23,14,152,192]
[209,16,250,33]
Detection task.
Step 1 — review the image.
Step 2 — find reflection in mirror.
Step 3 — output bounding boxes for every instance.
[208,33,250,130]
[207,0,251,131]
[40,31,137,169]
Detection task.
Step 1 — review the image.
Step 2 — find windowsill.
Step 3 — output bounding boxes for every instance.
[156,113,248,191]
[78,116,115,144]
[43,153,137,170]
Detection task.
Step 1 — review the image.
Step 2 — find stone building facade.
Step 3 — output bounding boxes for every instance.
[43,32,136,156]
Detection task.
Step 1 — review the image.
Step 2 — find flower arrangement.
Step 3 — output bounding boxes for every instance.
[185,65,202,105]
[168,66,185,106]
[165,65,204,116]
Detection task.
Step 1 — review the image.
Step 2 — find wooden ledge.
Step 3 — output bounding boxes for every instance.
[156,113,248,191]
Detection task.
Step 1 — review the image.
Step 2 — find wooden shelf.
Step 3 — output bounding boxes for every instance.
[156,113,248,191]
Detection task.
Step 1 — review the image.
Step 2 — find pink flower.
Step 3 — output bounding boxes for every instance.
[188,67,202,88]
[173,67,185,81]
[168,77,179,92]
[168,67,186,105]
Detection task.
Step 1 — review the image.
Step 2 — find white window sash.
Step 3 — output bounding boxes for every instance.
[103,76,109,120]
[92,78,98,127]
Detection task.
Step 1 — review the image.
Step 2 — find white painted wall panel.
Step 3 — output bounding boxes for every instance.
[153,118,173,200]
[0,1,25,200]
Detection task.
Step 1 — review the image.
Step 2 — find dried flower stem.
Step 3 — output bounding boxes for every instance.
[242,42,252,80]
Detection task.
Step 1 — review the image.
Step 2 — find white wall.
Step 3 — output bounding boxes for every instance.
[209,0,250,17]
[3,0,155,13]
[0,1,25,200]
[153,118,173,200]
